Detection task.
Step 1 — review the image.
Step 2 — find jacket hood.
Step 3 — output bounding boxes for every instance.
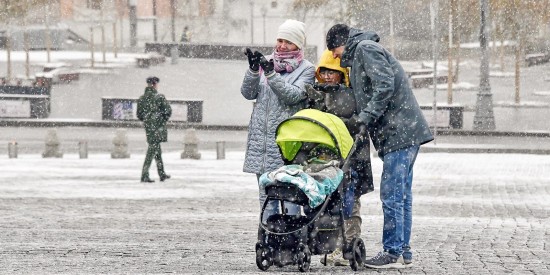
[316,49,350,87]
[340,29,380,67]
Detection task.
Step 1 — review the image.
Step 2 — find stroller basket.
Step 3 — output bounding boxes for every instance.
[266,183,310,206]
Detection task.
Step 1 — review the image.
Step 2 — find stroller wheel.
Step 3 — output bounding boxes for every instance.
[296,244,311,272]
[255,242,272,271]
[349,238,366,271]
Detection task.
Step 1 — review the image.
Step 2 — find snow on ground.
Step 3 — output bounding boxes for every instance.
[1,150,549,274]
[495,101,550,107]
[431,82,478,91]
[490,71,515,78]
[0,50,140,64]
[533,91,550,97]
[2,150,550,208]
[0,151,256,199]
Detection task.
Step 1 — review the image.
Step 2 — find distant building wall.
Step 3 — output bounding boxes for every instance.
[54,0,330,63]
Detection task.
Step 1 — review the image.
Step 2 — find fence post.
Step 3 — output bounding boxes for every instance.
[8,141,17,158]
[171,45,178,65]
[79,140,88,159]
[42,129,63,158]
[216,141,225,160]
[181,128,201,159]
[111,129,130,159]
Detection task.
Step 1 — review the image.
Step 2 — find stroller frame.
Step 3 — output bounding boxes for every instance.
[255,112,367,272]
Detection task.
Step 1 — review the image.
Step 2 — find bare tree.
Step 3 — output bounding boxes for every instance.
[291,0,329,23]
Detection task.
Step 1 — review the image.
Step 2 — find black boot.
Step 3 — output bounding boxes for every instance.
[160,174,171,182]
[141,177,154,183]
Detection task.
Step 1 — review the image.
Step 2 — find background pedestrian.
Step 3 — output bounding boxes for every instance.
[137,76,172,183]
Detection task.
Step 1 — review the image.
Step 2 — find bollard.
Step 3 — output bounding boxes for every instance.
[79,140,88,159]
[216,141,225,160]
[42,129,63,158]
[170,46,179,65]
[181,128,201,159]
[8,141,17,159]
[111,129,130,159]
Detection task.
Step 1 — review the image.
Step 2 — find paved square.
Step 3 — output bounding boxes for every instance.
[0,151,548,274]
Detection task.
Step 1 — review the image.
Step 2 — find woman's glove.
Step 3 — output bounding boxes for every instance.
[244,48,261,72]
[305,84,325,102]
[257,53,275,76]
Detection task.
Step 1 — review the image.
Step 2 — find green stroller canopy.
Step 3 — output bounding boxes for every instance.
[276,109,354,162]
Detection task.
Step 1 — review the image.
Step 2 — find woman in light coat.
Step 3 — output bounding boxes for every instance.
[240,19,315,219]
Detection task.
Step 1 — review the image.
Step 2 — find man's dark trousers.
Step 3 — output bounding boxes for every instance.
[142,142,166,179]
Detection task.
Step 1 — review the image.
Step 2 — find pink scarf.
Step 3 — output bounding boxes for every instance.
[269,49,304,73]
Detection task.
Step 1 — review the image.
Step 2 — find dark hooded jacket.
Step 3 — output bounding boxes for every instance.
[341,29,433,158]
[137,87,172,144]
[305,49,374,195]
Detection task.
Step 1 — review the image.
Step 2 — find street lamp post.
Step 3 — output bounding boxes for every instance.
[170,0,176,42]
[249,1,254,44]
[430,0,439,143]
[261,6,267,45]
[129,0,137,47]
[473,0,496,130]
[152,0,158,42]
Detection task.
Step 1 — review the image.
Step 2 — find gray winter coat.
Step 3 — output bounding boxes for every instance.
[341,29,433,158]
[241,60,315,174]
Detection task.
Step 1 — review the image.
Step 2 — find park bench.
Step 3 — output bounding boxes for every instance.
[420,104,464,129]
[101,97,203,123]
[525,53,550,67]
[0,83,51,119]
[39,63,80,84]
[136,53,167,68]
[410,74,449,89]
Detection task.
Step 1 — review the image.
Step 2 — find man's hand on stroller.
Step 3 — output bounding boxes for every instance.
[346,115,365,134]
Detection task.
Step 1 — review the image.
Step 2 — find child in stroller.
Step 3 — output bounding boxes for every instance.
[255,109,366,272]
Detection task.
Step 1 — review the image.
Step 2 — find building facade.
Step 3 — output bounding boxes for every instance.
[55,0,330,59]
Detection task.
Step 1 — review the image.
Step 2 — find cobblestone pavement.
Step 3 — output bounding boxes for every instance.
[0,151,548,274]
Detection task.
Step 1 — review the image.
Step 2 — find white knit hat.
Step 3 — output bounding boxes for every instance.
[277,19,306,49]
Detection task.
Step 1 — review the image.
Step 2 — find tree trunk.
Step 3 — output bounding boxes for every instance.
[447,0,455,104]
[514,29,523,104]
[453,0,460,83]
[499,21,505,72]
[6,34,11,83]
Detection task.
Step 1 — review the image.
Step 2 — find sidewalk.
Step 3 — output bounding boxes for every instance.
[1,125,550,156]
[0,151,548,274]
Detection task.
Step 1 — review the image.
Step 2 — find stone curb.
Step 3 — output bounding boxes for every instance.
[420,146,550,155]
[2,119,550,137]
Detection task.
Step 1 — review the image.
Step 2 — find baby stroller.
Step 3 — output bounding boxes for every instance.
[255,109,366,272]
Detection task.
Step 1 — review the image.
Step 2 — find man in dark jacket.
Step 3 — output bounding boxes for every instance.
[137,76,172,183]
[326,24,433,269]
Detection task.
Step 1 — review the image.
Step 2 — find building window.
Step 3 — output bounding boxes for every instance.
[199,0,215,16]
[87,0,102,10]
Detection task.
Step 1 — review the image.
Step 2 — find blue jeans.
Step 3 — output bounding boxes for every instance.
[257,174,300,224]
[380,145,419,258]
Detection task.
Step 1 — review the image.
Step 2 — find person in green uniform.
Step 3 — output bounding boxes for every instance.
[137,76,172,183]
